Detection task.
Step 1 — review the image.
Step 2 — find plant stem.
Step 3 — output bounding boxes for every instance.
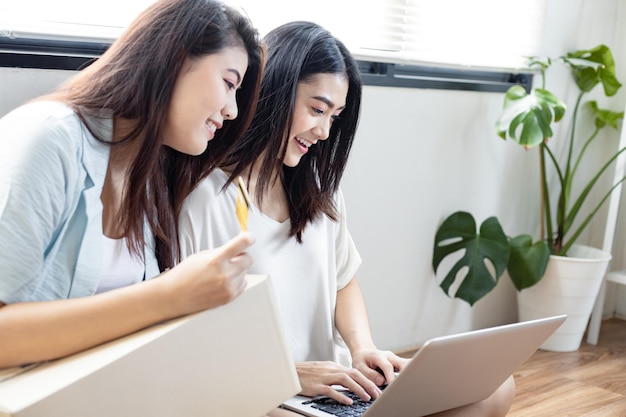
[565,93,585,178]
[540,144,553,249]
[545,141,566,253]
[539,146,545,241]
[564,144,626,235]
[561,175,626,255]
[557,92,585,252]
[572,128,600,178]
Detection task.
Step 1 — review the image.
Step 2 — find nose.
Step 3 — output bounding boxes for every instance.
[313,116,332,141]
[222,93,239,121]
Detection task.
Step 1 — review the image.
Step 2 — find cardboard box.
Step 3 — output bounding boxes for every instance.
[0,275,300,417]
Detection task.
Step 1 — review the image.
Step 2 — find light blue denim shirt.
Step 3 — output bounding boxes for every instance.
[0,101,159,303]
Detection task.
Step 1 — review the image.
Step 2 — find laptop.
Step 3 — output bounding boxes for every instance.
[281,315,566,417]
[0,275,301,417]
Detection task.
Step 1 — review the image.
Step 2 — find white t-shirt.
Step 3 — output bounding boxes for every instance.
[179,169,362,366]
[96,236,145,294]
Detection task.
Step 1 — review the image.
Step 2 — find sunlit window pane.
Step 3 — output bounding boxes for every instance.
[228,0,547,70]
[0,0,155,40]
[0,0,546,70]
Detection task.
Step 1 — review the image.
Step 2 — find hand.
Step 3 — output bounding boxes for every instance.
[160,232,255,316]
[350,349,410,386]
[295,361,382,405]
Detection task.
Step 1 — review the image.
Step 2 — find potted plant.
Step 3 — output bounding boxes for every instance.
[432,44,624,351]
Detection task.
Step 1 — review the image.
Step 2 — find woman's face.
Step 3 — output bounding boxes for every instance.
[283,73,349,168]
[164,46,249,156]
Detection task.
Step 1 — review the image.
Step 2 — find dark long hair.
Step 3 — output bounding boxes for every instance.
[48,0,264,270]
[224,21,362,242]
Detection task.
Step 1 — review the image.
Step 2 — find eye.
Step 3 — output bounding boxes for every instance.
[331,114,342,122]
[312,107,324,115]
[224,80,236,90]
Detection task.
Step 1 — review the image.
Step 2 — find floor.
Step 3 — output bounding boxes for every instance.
[508,318,626,416]
[396,318,626,416]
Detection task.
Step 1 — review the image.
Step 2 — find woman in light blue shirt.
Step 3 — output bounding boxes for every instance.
[0,0,263,368]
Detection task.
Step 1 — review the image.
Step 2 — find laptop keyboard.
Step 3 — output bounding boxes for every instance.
[303,391,374,416]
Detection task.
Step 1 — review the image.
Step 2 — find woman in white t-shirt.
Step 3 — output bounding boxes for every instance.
[180,21,515,417]
[0,0,264,369]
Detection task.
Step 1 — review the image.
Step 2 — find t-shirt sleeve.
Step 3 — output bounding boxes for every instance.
[334,188,362,290]
[178,171,240,260]
[178,185,206,260]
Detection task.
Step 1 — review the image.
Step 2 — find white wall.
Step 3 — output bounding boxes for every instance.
[0,67,72,116]
[1,0,625,352]
[342,86,528,350]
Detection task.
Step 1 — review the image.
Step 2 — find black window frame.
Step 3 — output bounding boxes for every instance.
[0,36,533,93]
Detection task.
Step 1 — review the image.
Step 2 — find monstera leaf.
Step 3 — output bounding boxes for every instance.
[588,100,624,129]
[495,86,566,149]
[507,235,550,290]
[432,212,550,305]
[564,45,622,96]
[432,212,509,306]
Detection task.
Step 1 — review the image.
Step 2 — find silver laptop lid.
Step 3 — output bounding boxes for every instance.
[282,315,566,417]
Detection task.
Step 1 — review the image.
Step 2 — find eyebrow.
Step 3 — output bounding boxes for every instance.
[228,68,242,86]
[312,95,346,111]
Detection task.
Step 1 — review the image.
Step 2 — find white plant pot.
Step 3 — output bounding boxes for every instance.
[517,244,612,352]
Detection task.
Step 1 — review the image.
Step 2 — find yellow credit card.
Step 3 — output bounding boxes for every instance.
[236,176,250,231]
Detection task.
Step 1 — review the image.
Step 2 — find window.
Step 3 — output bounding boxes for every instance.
[0,0,543,91]
[0,0,152,41]
[0,0,153,69]
[228,0,544,91]
[229,0,547,71]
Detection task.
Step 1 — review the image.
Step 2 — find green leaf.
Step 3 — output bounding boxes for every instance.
[507,235,550,290]
[588,101,625,129]
[527,56,551,71]
[535,89,566,122]
[495,87,566,149]
[564,45,622,95]
[432,212,510,306]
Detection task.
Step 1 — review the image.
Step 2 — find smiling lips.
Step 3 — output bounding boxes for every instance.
[295,136,314,154]
[205,119,220,140]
